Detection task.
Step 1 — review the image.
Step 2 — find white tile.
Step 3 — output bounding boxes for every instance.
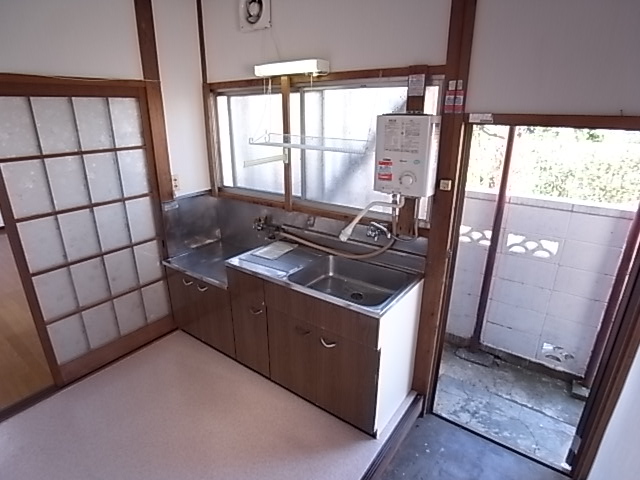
[547,291,606,328]
[461,197,497,230]
[142,281,170,323]
[45,156,91,210]
[504,203,571,238]
[57,209,101,262]
[499,230,564,264]
[0,97,39,158]
[486,300,545,337]
[94,202,131,251]
[560,239,623,276]
[84,152,123,203]
[82,302,120,349]
[133,241,163,285]
[454,242,489,274]
[494,253,558,289]
[118,149,149,197]
[446,313,475,339]
[536,315,599,375]
[126,197,157,243]
[70,259,111,307]
[104,249,139,295]
[33,268,78,322]
[481,322,539,359]
[18,217,67,272]
[554,266,615,302]
[489,278,551,314]
[46,314,88,364]
[451,270,484,298]
[31,97,80,154]
[566,212,632,249]
[449,293,480,319]
[114,291,146,335]
[1,160,53,218]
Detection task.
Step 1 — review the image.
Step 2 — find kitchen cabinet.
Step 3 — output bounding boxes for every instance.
[167,271,235,358]
[266,287,379,434]
[227,268,270,377]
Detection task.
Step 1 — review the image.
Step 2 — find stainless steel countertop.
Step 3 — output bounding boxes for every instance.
[225,245,422,319]
[163,241,252,289]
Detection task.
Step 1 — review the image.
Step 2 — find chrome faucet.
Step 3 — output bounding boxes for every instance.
[366,222,392,242]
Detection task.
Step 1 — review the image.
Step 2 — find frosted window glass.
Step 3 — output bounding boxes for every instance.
[114,291,146,335]
[58,209,101,262]
[1,160,53,218]
[142,281,170,323]
[82,302,119,349]
[133,241,163,284]
[33,268,78,322]
[94,203,130,251]
[84,152,123,202]
[109,98,143,147]
[72,97,114,150]
[47,314,88,364]
[45,156,90,210]
[0,97,39,158]
[117,149,149,196]
[31,97,80,154]
[70,258,110,307]
[126,197,156,243]
[18,217,67,272]
[104,248,139,295]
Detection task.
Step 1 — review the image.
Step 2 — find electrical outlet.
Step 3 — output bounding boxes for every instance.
[171,175,180,191]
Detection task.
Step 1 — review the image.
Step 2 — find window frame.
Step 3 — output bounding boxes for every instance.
[206,65,444,235]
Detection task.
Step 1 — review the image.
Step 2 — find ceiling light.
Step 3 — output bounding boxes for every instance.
[254,59,330,77]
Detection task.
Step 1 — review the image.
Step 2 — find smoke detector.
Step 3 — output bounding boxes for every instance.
[239,0,271,32]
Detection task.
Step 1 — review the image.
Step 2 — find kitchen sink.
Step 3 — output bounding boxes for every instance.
[287,255,419,308]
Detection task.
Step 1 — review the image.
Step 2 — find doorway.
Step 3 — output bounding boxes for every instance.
[0,211,53,411]
[434,124,640,471]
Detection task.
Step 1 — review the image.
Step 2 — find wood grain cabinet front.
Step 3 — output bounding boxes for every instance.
[167,271,235,358]
[226,268,270,377]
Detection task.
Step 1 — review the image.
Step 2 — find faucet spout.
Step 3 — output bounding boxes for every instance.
[339,196,405,242]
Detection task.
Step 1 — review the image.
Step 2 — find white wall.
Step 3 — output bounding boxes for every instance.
[589,348,640,480]
[152,0,211,195]
[467,0,640,115]
[202,0,451,82]
[0,0,142,79]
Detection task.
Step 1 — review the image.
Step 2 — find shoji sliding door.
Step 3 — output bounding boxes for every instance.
[0,84,173,384]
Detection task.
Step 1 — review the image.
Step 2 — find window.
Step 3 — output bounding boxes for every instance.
[212,74,442,216]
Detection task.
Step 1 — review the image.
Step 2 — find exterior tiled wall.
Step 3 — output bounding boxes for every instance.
[448,190,634,376]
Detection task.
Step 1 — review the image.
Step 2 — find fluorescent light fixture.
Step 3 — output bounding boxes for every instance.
[254,58,330,77]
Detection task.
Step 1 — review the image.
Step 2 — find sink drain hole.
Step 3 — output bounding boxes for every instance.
[350,292,364,301]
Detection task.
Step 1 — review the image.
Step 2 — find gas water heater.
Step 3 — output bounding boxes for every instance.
[373,114,440,198]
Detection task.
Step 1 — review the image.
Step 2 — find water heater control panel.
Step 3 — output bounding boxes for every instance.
[373,114,440,198]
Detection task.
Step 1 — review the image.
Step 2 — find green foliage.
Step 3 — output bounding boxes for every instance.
[467,126,640,206]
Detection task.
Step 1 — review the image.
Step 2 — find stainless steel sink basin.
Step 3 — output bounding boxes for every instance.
[287,256,419,308]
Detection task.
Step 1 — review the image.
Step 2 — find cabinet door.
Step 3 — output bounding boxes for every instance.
[268,310,317,401]
[192,282,236,358]
[167,271,198,330]
[316,329,380,434]
[227,268,270,376]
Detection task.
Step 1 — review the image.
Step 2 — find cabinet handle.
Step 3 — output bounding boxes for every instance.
[295,326,311,336]
[320,337,337,349]
[197,285,208,292]
[182,278,194,286]
[249,307,263,315]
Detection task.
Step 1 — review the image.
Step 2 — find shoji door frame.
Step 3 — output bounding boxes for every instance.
[0,74,175,386]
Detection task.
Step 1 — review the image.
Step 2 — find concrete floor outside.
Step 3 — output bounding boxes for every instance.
[434,343,586,469]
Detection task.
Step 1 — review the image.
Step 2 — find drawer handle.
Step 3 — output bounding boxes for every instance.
[249,307,263,315]
[320,337,337,349]
[197,285,208,292]
[295,326,311,336]
[182,278,194,286]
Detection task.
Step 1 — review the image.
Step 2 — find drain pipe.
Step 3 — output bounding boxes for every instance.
[470,126,516,352]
